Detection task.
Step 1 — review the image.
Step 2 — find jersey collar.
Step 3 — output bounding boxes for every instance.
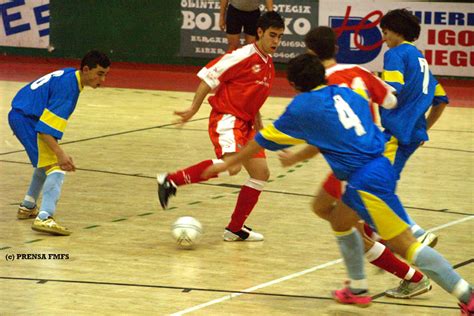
[75,70,84,92]
[311,84,327,91]
[253,43,269,63]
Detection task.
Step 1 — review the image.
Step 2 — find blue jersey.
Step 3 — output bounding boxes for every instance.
[381,42,448,145]
[255,85,387,181]
[11,68,83,140]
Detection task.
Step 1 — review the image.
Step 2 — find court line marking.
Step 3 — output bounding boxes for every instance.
[170,215,474,316]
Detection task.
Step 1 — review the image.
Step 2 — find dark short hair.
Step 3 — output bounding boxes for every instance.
[380,9,420,42]
[80,50,111,70]
[287,53,326,92]
[256,11,285,34]
[304,26,336,60]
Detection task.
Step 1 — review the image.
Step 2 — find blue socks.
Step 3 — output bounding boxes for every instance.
[413,245,472,303]
[335,228,367,291]
[22,168,47,209]
[38,171,65,220]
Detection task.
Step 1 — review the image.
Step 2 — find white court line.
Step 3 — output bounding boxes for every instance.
[171,215,474,316]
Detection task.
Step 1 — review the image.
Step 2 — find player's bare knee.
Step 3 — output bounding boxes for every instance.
[228,165,242,175]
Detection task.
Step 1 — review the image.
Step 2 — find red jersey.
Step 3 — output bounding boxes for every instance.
[197,43,274,122]
[326,64,392,120]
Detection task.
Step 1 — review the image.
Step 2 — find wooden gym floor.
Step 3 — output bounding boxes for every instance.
[0,66,472,315]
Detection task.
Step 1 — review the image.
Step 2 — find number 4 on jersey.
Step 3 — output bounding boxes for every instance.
[333,95,367,136]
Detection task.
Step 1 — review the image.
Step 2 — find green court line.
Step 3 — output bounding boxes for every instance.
[277,175,286,178]
[188,201,202,205]
[287,169,295,173]
[111,218,127,222]
[0,247,12,251]
[137,212,154,216]
[211,195,225,199]
[295,164,303,168]
[24,239,43,244]
[84,225,101,229]
[167,206,178,210]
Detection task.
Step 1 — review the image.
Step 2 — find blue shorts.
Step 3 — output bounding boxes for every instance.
[383,132,420,179]
[342,156,411,240]
[8,109,57,168]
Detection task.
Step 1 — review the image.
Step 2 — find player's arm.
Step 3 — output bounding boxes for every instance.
[174,80,211,124]
[382,51,405,95]
[39,133,75,171]
[254,111,263,131]
[426,82,449,130]
[219,0,229,31]
[265,0,273,11]
[426,102,447,130]
[278,145,320,167]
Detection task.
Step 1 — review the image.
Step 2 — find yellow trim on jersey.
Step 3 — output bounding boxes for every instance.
[37,135,58,168]
[39,108,67,133]
[260,124,306,146]
[75,70,83,92]
[406,241,422,263]
[46,165,62,175]
[311,84,327,91]
[353,88,369,100]
[382,70,405,85]
[333,228,355,237]
[402,41,415,46]
[357,190,409,240]
[383,135,398,164]
[434,83,446,97]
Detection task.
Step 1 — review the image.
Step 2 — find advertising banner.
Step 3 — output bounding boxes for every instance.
[319,1,474,77]
[0,0,50,49]
[179,0,317,62]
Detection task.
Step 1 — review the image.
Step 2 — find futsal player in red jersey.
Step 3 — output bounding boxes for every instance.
[278,26,433,300]
[157,11,285,241]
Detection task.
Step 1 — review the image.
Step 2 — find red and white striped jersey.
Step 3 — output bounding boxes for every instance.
[326,64,392,121]
[198,43,274,122]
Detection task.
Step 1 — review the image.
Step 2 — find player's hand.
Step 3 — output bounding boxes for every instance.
[278,149,298,167]
[174,107,199,125]
[57,152,76,172]
[202,162,228,179]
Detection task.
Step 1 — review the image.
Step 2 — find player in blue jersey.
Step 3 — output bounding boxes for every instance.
[380,9,449,178]
[8,50,111,236]
[202,54,473,310]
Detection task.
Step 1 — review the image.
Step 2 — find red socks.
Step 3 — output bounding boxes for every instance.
[227,179,264,232]
[366,241,423,282]
[167,159,217,186]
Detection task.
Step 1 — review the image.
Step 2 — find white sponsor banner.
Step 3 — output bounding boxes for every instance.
[319,1,474,77]
[179,0,317,62]
[0,0,50,49]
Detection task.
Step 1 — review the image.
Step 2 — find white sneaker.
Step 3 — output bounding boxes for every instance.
[417,231,438,248]
[223,225,264,242]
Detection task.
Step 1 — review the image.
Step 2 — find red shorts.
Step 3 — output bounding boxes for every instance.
[322,172,344,199]
[208,110,265,159]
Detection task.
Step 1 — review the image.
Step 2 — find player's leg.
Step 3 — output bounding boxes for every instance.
[157,112,238,209]
[319,172,430,298]
[347,157,472,307]
[242,8,260,45]
[384,134,437,243]
[223,155,268,242]
[8,110,45,219]
[225,4,244,51]
[30,133,70,235]
[329,201,371,307]
[387,228,472,308]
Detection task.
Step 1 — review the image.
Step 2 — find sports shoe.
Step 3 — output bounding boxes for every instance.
[31,217,71,236]
[223,225,264,241]
[157,173,177,209]
[332,282,372,307]
[417,231,438,248]
[385,275,432,299]
[17,204,39,219]
[459,292,474,316]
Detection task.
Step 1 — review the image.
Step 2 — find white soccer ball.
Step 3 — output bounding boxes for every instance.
[171,216,203,249]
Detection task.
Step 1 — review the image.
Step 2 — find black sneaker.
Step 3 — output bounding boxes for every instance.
[223,225,264,241]
[157,173,177,209]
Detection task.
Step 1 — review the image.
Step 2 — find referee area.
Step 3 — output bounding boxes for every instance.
[0,57,473,315]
